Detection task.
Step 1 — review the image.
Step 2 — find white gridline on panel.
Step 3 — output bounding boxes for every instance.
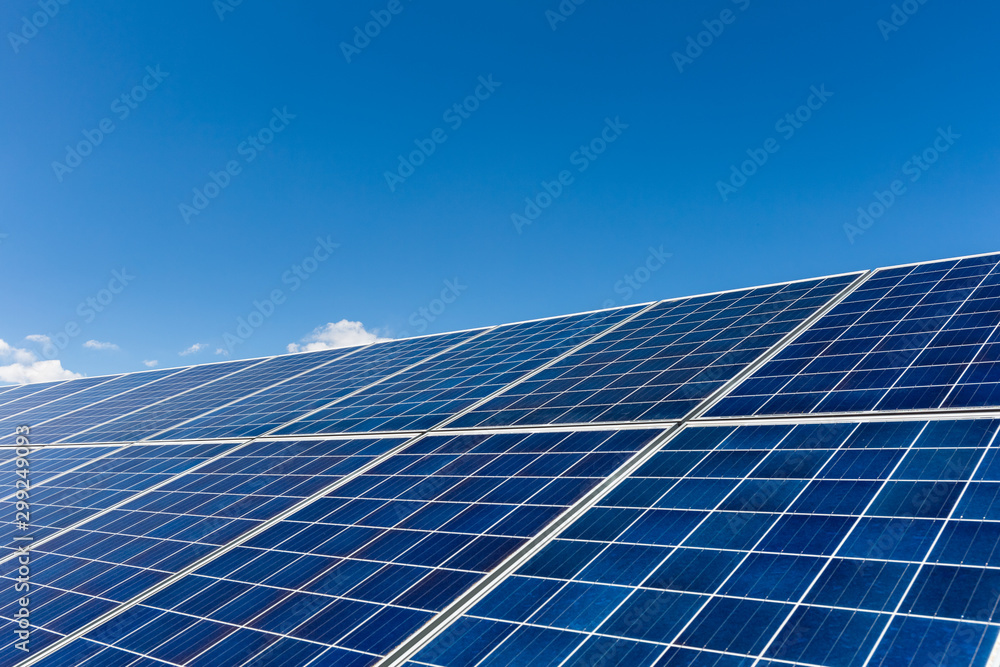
[375,273,872,667]
[449,277,860,430]
[459,419,1000,667]
[868,259,1000,412]
[727,258,1000,418]
[472,421,868,667]
[79,430,662,665]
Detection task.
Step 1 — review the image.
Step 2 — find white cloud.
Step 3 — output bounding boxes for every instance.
[143,360,158,368]
[179,343,206,356]
[25,334,51,346]
[83,339,120,351]
[0,339,37,365]
[214,348,230,356]
[0,338,82,385]
[287,320,391,353]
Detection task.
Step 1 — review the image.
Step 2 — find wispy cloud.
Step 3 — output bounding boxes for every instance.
[0,338,82,385]
[215,348,229,356]
[83,339,120,351]
[143,360,158,368]
[287,320,391,353]
[1,339,38,365]
[179,343,206,356]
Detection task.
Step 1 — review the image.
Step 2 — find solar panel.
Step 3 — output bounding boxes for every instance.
[270,306,648,436]
[0,381,69,411]
[22,429,664,666]
[0,369,181,446]
[0,442,237,553]
[411,419,1000,667]
[710,253,1000,417]
[0,384,22,400]
[63,347,356,444]
[449,275,859,429]
[7,253,1000,667]
[0,377,114,423]
[22,358,262,445]
[0,437,408,658]
[152,329,483,442]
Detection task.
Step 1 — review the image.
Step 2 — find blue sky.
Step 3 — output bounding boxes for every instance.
[2,0,999,383]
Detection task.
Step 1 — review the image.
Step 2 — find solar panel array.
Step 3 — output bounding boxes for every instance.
[4,253,1000,667]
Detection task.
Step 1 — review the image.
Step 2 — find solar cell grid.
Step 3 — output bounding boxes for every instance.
[449,275,859,430]
[0,381,68,411]
[34,429,665,666]
[710,253,1000,417]
[0,384,21,400]
[0,369,181,446]
[272,306,645,437]
[0,437,407,660]
[65,347,355,445]
[412,419,1000,667]
[0,443,237,553]
[0,377,113,423]
[27,358,261,445]
[11,252,1000,667]
[153,329,483,442]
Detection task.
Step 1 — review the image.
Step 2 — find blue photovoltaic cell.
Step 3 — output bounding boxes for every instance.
[0,384,23,400]
[448,275,858,430]
[0,380,69,412]
[272,307,644,436]
[0,375,115,423]
[0,368,181,446]
[415,419,1000,667]
[66,347,354,444]
[710,253,1000,417]
[0,442,236,553]
[0,437,406,653]
[25,358,261,445]
[39,429,664,666]
[153,329,482,441]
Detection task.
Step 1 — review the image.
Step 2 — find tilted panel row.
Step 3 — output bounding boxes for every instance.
[272,306,644,437]
[27,429,665,666]
[415,419,1000,667]
[0,369,182,445]
[450,275,859,430]
[0,437,408,664]
[13,359,263,446]
[711,253,1000,418]
[62,348,356,444]
[152,330,484,442]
